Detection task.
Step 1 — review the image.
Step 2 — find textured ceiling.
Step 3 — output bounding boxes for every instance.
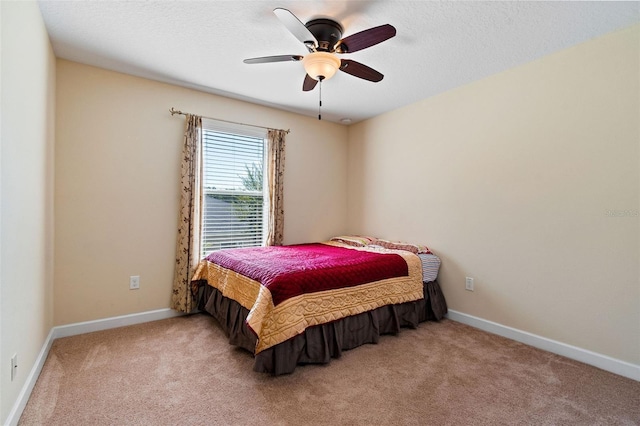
[38,1,640,124]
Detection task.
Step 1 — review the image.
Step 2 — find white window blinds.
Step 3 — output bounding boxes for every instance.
[201,125,266,257]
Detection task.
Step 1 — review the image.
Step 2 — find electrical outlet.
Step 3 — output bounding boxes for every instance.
[465,277,474,291]
[129,275,140,290]
[10,354,17,381]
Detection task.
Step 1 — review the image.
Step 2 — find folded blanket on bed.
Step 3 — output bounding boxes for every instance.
[192,242,423,354]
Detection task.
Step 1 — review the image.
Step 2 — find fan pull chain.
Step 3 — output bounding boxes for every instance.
[318,76,324,120]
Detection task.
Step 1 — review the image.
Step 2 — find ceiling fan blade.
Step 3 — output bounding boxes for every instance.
[339,59,384,82]
[243,55,303,64]
[336,24,396,53]
[303,74,318,91]
[273,8,318,50]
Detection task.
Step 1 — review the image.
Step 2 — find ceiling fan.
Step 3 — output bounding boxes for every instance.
[243,8,396,92]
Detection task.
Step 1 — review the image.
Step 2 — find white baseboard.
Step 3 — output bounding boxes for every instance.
[5,308,185,426]
[52,308,185,339]
[4,328,55,426]
[446,309,640,382]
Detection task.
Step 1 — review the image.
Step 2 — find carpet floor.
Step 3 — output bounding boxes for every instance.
[19,314,640,425]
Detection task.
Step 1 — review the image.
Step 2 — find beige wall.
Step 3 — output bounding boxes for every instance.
[347,25,639,364]
[54,60,349,326]
[1,1,56,422]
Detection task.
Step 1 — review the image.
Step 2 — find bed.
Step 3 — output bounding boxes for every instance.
[191,236,447,375]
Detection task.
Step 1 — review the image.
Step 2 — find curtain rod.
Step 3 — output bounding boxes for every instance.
[169,107,290,134]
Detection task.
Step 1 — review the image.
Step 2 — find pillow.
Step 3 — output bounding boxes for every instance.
[330,235,376,247]
[372,238,432,254]
[418,253,441,282]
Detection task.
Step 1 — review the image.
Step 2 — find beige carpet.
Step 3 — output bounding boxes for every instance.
[19,314,640,425]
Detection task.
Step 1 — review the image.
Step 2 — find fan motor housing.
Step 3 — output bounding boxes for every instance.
[305,19,343,51]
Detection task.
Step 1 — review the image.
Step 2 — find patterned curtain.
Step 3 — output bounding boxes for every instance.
[266,129,286,246]
[170,114,203,312]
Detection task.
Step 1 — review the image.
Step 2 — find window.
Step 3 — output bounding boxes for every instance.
[201,120,267,257]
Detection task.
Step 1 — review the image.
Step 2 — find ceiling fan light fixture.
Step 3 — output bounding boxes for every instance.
[302,52,341,81]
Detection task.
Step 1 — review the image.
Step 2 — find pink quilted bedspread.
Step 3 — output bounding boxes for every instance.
[205,243,408,306]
